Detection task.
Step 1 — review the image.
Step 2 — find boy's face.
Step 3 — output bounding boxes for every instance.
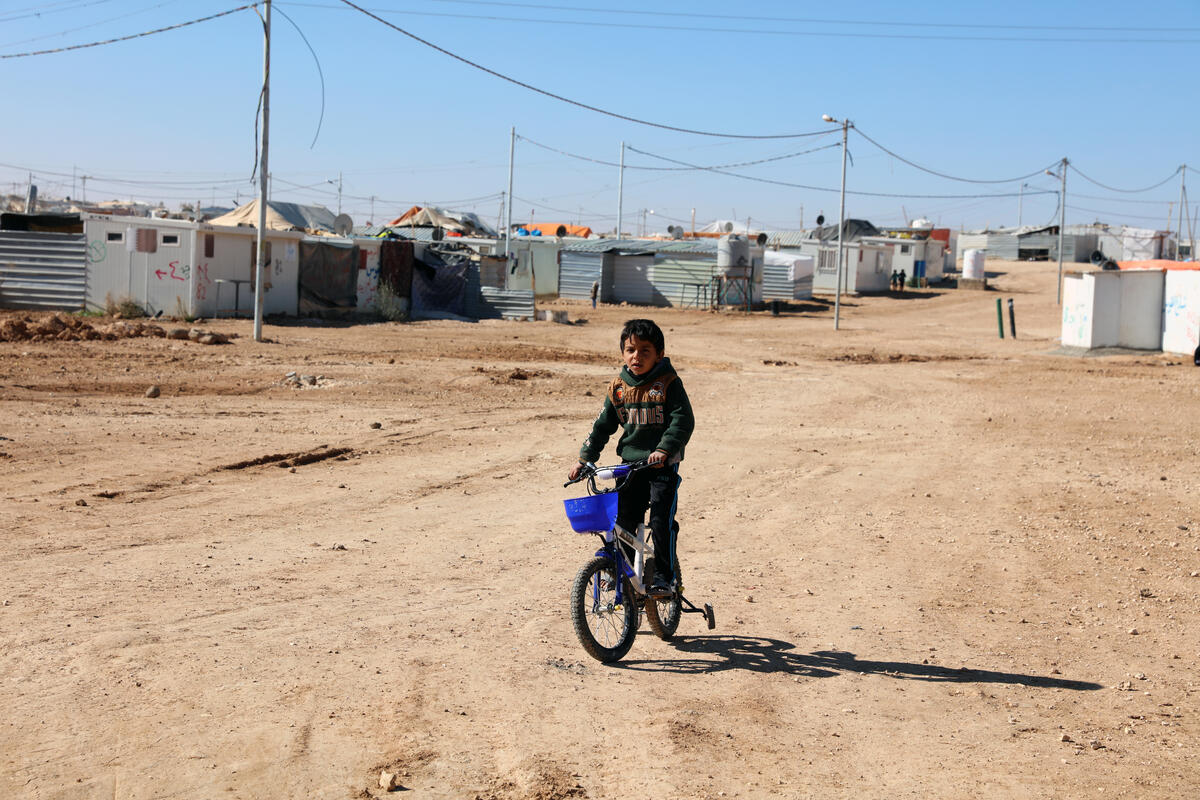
[622,334,662,376]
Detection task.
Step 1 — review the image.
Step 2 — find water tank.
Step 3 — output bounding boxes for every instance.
[718,235,750,273]
[963,249,986,280]
[911,218,934,231]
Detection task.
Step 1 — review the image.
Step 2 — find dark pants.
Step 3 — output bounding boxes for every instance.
[616,464,680,583]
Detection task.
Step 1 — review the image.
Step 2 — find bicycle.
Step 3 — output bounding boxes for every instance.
[563,461,715,663]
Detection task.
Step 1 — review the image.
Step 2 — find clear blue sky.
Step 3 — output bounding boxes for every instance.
[4,0,1198,233]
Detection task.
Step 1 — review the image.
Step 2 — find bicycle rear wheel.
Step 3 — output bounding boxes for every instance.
[644,588,681,640]
[571,556,637,663]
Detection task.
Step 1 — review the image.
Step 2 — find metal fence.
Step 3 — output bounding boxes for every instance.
[0,230,87,310]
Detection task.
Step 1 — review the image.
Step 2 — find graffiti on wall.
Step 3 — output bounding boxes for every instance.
[86,240,106,263]
[1062,301,1090,347]
[194,263,211,301]
[357,262,381,310]
[154,261,190,282]
[1164,291,1200,350]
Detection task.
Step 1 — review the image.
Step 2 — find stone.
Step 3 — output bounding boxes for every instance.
[145,385,161,398]
[1060,733,1073,742]
[379,771,397,790]
[75,498,88,507]
[187,328,203,341]
[1089,739,1104,750]
[369,422,382,429]
[166,328,189,340]
[198,333,227,345]
[302,375,317,386]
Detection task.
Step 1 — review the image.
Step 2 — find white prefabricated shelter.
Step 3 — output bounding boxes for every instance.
[800,241,893,294]
[1061,269,1164,350]
[82,214,304,317]
[869,237,945,282]
[1161,269,1200,355]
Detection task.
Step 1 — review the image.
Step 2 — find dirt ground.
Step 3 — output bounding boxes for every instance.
[2,259,1198,799]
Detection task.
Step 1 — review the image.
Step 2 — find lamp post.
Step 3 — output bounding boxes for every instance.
[1017,182,1029,227]
[1045,159,1068,305]
[639,208,654,237]
[823,114,852,330]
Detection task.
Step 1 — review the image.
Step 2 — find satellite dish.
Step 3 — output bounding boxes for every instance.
[816,214,825,226]
[756,232,768,246]
[671,226,683,240]
[333,213,353,236]
[432,226,445,241]
[555,225,568,237]
[723,222,734,233]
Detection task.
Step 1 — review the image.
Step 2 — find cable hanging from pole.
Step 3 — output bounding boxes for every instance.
[1067,163,1184,193]
[516,134,841,171]
[853,127,1060,184]
[335,0,839,139]
[0,4,257,59]
[625,144,1057,199]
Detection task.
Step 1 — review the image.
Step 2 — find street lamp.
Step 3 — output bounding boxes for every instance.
[1045,159,1068,305]
[639,208,654,237]
[823,114,853,330]
[1017,182,1029,227]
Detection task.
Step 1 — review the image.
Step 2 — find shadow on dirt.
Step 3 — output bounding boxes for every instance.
[622,635,1103,690]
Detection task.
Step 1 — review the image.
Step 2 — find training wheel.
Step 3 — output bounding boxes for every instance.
[704,603,716,630]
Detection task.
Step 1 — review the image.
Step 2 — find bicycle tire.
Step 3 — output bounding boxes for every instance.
[571,556,638,663]
[644,589,682,640]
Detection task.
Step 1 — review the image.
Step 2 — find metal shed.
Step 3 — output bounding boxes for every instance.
[0,214,87,310]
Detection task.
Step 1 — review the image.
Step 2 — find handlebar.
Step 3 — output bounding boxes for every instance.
[563,460,650,491]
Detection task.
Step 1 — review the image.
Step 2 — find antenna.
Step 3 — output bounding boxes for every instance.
[723,221,734,233]
[333,213,353,236]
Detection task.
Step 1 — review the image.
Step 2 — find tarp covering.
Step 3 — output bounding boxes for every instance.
[807,218,881,242]
[520,222,593,238]
[0,212,83,234]
[209,199,338,234]
[387,206,497,237]
[410,248,469,320]
[299,241,359,313]
[379,239,413,299]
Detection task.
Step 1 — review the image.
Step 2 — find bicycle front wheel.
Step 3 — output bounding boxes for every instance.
[571,556,637,663]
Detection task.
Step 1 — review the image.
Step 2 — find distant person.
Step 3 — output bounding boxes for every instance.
[898,269,907,293]
[568,319,695,595]
[890,270,899,291]
[590,279,599,309]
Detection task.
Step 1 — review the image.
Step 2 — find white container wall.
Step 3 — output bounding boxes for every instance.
[355,239,382,311]
[1061,270,1162,350]
[1162,270,1200,355]
[84,216,199,316]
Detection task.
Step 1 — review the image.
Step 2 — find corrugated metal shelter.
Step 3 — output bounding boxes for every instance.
[957,225,1096,263]
[0,214,87,309]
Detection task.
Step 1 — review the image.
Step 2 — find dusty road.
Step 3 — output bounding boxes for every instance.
[2,259,1198,799]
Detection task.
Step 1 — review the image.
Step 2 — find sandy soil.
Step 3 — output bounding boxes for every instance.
[2,259,1198,800]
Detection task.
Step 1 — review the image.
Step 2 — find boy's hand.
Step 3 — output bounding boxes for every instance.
[568,462,585,481]
[648,450,668,468]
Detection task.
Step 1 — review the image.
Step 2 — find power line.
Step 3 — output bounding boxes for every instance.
[334,0,840,139]
[624,145,1056,200]
[0,3,256,59]
[0,0,117,25]
[1068,163,1183,193]
[854,128,1061,184]
[418,0,1200,34]
[515,134,841,171]
[288,2,1200,43]
[1066,203,1179,223]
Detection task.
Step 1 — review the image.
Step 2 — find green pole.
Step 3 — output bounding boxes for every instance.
[996,297,1004,339]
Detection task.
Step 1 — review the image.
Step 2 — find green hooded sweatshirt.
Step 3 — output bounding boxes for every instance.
[579,356,694,464]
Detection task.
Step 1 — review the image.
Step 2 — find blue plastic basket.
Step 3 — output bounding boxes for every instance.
[563,492,619,533]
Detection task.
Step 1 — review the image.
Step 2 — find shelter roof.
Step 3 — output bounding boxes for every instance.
[207,199,338,234]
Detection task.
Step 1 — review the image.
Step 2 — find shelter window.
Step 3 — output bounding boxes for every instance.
[204,234,214,258]
[900,244,911,254]
[161,233,180,247]
[105,231,124,243]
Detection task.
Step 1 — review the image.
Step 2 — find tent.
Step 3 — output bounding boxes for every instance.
[520,222,592,238]
[208,199,339,234]
[386,206,497,237]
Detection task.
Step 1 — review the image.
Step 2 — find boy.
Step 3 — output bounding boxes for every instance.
[568,319,695,594]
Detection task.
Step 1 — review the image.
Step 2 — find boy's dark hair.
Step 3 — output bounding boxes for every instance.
[620,318,665,352]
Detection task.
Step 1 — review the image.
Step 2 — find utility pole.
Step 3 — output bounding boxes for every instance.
[1177,165,1187,259]
[1046,157,1067,305]
[505,126,515,257]
[799,204,803,231]
[823,114,852,330]
[336,171,343,215]
[80,175,89,203]
[616,141,625,239]
[253,0,271,342]
[1017,182,1027,227]
[690,207,695,236]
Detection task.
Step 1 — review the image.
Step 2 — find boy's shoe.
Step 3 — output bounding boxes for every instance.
[647,577,674,596]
